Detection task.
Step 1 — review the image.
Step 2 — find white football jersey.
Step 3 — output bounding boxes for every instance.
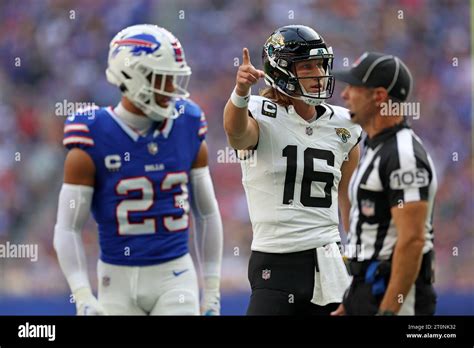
[240,95,362,253]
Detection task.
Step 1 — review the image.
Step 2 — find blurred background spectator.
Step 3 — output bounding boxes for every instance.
[0,0,472,313]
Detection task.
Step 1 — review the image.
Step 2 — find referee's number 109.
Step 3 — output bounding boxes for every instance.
[282,145,335,208]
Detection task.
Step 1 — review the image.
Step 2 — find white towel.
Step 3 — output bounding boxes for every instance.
[311,242,351,306]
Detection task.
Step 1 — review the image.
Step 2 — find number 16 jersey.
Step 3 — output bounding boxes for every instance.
[241,96,362,253]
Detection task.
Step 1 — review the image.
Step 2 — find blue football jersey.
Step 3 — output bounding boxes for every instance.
[62,99,208,266]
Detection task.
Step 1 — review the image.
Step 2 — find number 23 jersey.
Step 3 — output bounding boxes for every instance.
[62,99,207,266]
[241,96,362,253]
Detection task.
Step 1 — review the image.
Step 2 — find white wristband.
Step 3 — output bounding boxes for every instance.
[230,87,251,108]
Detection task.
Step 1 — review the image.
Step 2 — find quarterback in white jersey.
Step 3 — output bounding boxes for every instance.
[224,25,362,315]
[243,96,360,253]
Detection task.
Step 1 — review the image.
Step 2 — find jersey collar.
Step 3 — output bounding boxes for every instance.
[288,103,334,125]
[320,103,335,120]
[106,107,174,141]
[106,107,140,141]
[153,118,174,139]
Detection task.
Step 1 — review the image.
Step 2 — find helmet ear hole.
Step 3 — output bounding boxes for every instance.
[277,59,288,67]
[286,77,298,92]
[139,92,151,105]
[137,65,148,75]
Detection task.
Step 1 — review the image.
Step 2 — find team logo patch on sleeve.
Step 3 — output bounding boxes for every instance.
[335,128,351,143]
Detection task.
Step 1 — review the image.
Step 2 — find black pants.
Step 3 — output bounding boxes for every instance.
[246,249,339,315]
[343,253,437,315]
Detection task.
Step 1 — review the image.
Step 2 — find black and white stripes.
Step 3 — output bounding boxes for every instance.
[346,122,437,261]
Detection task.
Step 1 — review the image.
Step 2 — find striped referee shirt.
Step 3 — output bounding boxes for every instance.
[346,121,437,261]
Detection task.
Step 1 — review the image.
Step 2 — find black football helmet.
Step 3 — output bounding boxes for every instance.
[262,25,335,105]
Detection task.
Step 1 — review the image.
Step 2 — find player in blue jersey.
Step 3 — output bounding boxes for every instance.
[53,24,223,315]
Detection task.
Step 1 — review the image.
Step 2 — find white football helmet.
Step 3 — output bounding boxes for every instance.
[106,24,191,121]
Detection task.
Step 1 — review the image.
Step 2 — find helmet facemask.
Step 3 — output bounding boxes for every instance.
[288,53,335,106]
[131,62,191,121]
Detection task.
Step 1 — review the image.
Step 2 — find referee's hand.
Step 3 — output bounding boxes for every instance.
[330,303,346,316]
[235,48,264,97]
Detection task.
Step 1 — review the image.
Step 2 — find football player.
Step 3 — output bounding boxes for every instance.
[223,25,362,315]
[54,24,223,315]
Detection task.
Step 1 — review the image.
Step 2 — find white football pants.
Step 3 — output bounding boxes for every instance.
[97,253,199,315]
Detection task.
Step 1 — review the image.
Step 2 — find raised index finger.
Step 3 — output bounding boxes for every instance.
[242,48,251,65]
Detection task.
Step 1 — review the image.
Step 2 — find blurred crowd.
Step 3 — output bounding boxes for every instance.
[0,0,472,296]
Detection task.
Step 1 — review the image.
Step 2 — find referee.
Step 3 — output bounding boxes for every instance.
[331,52,437,315]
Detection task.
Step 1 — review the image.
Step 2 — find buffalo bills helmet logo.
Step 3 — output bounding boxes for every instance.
[112,34,161,57]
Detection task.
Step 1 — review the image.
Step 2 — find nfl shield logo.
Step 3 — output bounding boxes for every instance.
[262,269,271,280]
[148,142,159,155]
[361,199,375,217]
[102,276,110,287]
[305,127,313,136]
